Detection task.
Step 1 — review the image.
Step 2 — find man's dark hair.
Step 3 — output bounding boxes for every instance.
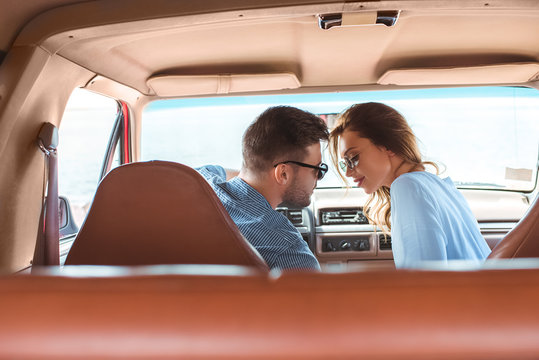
[242,106,329,173]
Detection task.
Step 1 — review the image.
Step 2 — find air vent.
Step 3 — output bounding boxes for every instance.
[319,208,368,225]
[287,210,303,225]
[379,235,392,250]
[277,208,303,226]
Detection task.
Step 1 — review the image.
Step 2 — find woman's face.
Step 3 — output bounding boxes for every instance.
[338,129,396,194]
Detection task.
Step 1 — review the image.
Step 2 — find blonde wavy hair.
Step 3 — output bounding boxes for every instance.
[329,102,438,233]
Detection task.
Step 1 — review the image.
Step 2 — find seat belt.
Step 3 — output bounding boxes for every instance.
[34,123,60,266]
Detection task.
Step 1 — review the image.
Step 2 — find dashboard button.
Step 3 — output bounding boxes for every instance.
[326,242,336,252]
[359,239,369,250]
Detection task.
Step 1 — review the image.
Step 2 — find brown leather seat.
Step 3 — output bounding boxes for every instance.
[4,265,539,359]
[488,194,539,259]
[65,161,269,270]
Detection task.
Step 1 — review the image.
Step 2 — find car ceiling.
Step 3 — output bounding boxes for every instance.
[4,0,539,97]
[1,0,88,55]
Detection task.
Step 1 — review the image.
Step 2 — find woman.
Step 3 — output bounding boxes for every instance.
[329,102,491,268]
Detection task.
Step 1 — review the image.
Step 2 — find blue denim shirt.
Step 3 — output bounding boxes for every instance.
[197,165,320,271]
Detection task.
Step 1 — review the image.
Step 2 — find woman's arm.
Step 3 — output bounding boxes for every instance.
[390,176,448,268]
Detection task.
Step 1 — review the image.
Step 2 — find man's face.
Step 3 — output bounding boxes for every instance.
[280,142,322,208]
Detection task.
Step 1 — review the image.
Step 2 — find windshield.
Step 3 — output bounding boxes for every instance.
[142,86,539,192]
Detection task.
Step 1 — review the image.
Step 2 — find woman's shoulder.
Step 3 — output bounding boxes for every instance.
[390,172,447,212]
[392,171,439,189]
[392,171,459,198]
[391,171,450,198]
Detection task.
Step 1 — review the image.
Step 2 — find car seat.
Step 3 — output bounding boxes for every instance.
[488,193,539,259]
[65,160,269,271]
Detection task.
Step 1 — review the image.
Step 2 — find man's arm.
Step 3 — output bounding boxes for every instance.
[273,248,321,271]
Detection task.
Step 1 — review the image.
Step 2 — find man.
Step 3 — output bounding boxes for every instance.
[197,106,329,271]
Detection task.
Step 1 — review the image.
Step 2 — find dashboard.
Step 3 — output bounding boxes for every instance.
[278,187,531,271]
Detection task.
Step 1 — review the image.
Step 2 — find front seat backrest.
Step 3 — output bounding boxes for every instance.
[65,161,269,270]
[488,193,539,259]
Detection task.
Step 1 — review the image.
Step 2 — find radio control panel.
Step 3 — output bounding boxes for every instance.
[322,237,370,252]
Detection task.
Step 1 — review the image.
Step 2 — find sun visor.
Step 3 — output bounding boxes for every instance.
[378,63,539,86]
[147,73,300,97]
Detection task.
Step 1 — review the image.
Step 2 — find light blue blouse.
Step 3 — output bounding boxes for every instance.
[390,171,491,268]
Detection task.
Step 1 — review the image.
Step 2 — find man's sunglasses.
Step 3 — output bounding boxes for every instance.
[273,161,328,180]
[338,154,359,172]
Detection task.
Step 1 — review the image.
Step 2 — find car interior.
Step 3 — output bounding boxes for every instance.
[1,0,539,358]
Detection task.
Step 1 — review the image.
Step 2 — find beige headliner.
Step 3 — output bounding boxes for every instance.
[10,0,539,97]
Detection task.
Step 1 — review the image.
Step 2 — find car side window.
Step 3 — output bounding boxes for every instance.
[58,88,118,227]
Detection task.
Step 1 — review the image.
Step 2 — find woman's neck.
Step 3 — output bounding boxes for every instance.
[389,159,424,186]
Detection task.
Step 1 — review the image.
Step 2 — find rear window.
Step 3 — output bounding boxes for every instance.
[141,86,539,192]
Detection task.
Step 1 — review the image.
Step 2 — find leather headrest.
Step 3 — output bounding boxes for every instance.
[65,161,268,271]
